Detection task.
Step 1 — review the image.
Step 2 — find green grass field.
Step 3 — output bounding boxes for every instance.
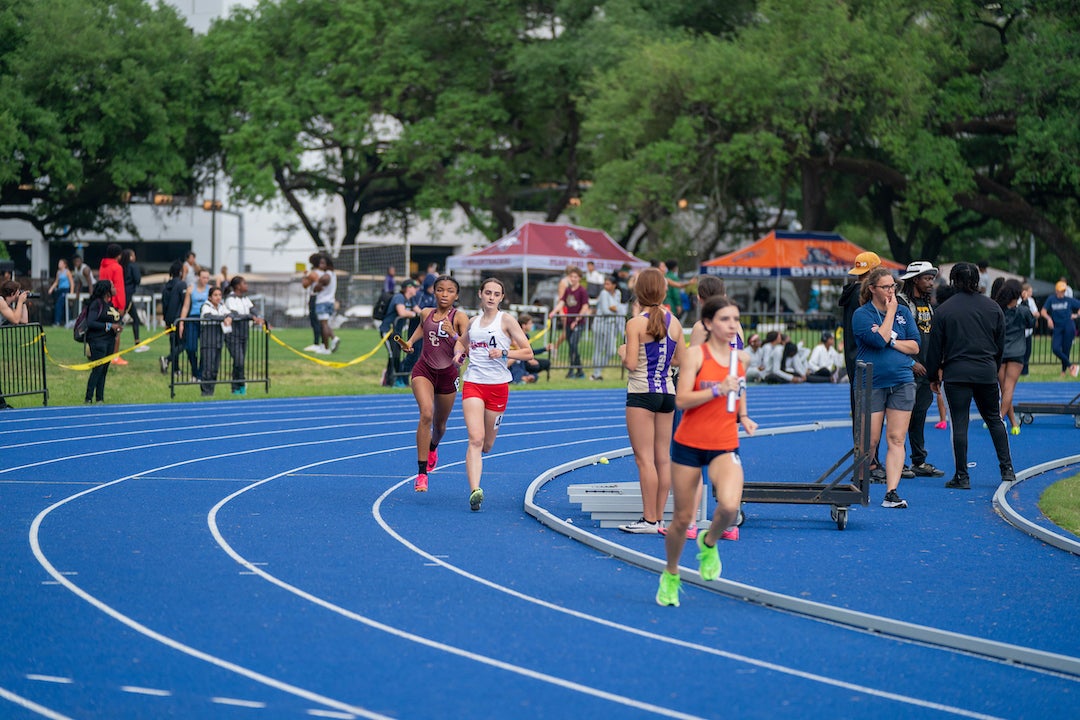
[1040,475,1080,537]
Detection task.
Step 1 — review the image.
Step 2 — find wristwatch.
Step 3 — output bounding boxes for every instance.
[502,349,509,359]
[889,330,898,348]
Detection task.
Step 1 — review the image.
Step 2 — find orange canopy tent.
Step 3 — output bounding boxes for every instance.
[700,231,903,279]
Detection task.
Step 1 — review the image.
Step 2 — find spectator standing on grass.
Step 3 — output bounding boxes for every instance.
[383,265,397,294]
[926,262,1016,490]
[617,268,684,534]
[301,254,339,355]
[853,266,921,509]
[47,258,72,326]
[663,259,686,319]
[585,261,605,297]
[303,253,323,351]
[222,276,263,396]
[656,296,756,607]
[995,280,1036,433]
[549,267,590,378]
[1040,280,1080,377]
[180,268,212,381]
[0,280,30,410]
[83,280,122,404]
[98,244,126,366]
[589,275,622,380]
[71,255,94,297]
[896,261,946,479]
[182,251,200,287]
[120,248,146,353]
[159,261,188,375]
[399,276,470,493]
[380,279,419,387]
[198,285,229,397]
[456,277,533,512]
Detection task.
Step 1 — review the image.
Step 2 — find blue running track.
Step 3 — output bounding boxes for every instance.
[1,382,1078,719]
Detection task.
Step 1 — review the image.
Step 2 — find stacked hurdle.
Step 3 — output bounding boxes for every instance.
[567,481,708,529]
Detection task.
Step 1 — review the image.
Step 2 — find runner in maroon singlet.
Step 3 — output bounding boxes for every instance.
[401,276,470,492]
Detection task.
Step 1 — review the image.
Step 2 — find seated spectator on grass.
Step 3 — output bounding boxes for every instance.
[807,331,846,383]
[509,313,551,383]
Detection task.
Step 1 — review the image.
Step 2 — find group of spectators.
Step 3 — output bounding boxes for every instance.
[159,251,261,398]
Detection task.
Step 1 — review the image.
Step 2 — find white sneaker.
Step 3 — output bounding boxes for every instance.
[303,344,321,352]
[313,346,332,355]
[618,518,661,534]
[134,345,149,353]
[330,336,340,353]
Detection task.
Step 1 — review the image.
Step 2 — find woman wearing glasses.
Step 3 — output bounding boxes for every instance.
[853,266,921,509]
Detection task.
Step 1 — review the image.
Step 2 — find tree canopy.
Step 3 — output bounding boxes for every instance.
[0,0,213,240]
[3,0,1079,282]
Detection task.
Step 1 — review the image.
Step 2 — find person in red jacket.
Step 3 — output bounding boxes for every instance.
[98,244,127,366]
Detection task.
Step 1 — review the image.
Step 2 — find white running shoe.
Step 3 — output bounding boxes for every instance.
[330,336,341,353]
[619,518,661,534]
[303,344,321,352]
[134,345,149,353]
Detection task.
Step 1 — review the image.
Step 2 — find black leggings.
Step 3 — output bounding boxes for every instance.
[942,381,1013,480]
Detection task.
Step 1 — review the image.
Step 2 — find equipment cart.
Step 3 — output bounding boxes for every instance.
[736,362,874,530]
[1014,391,1080,429]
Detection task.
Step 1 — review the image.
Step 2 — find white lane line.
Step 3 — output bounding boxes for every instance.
[212,696,267,708]
[203,421,1004,719]
[29,444,407,720]
[0,686,72,720]
[307,710,357,719]
[25,674,72,684]
[120,685,172,697]
[367,454,1007,720]
[207,436,707,720]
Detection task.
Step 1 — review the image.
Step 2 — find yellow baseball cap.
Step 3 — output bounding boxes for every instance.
[849,251,882,276]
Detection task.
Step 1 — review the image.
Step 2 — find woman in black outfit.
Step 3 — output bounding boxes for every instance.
[925,262,1015,489]
[84,281,122,404]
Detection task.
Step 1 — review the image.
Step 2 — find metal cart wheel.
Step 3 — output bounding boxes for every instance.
[1021,413,1034,425]
[831,506,848,531]
[1074,415,1080,429]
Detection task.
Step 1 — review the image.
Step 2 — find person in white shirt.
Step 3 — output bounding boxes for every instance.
[222,276,263,396]
[301,253,339,355]
[590,275,623,380]
[744,334,766,382]
[584,261,606,297]
[1020,282,1039,375]
[807,331,846,383]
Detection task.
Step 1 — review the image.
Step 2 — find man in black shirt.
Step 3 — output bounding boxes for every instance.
[925,262,1015,489]
[897,261,945,478]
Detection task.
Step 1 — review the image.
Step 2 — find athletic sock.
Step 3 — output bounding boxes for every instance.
[417,460,427,477]
[429,442,438,452]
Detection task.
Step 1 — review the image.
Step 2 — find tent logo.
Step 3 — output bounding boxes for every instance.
[493,230,521,252]
[565,230,596,257]
[801,247,842,267]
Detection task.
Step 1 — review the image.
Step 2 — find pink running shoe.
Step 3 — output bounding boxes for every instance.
[685,524,699,540]
[427,448,438,472]
[935,421,948,430]
[414,473,428,492]
[721,526,740,541]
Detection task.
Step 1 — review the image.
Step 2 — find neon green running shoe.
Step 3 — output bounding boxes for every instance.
[655,571,681,607]
[469,487,484,512]
[696,532,722,581]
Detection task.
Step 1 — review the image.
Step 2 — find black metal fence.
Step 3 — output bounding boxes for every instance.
[0,322,48,405]
[167,317,269,398]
